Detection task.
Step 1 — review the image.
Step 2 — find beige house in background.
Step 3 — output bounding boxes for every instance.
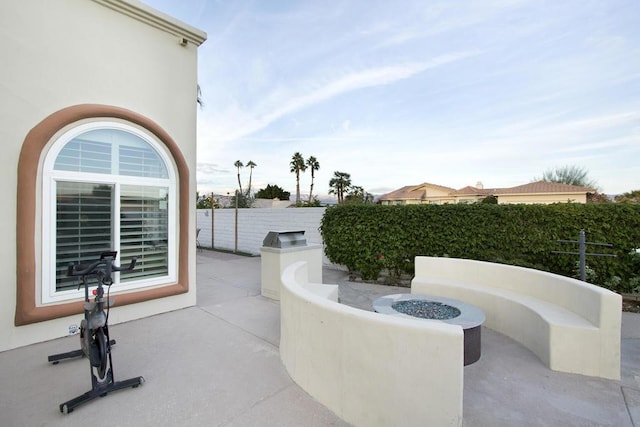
[0,0,206,351]
[379,181,594,205]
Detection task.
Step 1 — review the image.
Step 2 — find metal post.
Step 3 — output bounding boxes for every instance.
[210,192,214,250]
[552,231,615,283]
[579,230,586,281]
[234,190,238,253]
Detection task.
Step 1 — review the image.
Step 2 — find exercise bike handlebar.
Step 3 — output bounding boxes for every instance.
[113,257,137,272]
[67,256,137,277]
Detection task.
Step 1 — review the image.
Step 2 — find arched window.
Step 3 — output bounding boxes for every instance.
[16,105,190,326]
[41,122,177,303]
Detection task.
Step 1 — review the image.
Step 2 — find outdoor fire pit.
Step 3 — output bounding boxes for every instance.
[373,294,485,365]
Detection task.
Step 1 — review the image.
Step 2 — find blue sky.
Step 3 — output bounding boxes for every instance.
[143,0,639,198]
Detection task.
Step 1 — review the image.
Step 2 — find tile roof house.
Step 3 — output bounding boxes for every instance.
[379,181,594,205]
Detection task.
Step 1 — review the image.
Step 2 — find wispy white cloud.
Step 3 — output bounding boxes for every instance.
[586,35,627,50]
[204,51,480,143]
[495,111,640,138]
[378,30,424,48]
[542,112,640,135]
[197,162,229,175]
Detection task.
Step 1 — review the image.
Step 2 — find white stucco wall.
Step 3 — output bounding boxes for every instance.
[197,207,326,255]
[280,261,464,426]
[0,0,206,350]
[497,193,587,204]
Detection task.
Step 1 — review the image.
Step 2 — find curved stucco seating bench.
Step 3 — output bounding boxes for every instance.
[411,256,621,380]
[280,261,464,427]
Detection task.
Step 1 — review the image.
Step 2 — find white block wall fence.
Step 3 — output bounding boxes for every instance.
[196,207,327,256]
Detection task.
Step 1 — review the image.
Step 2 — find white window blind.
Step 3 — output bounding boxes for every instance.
[119,145,169,178]
[120,185,169,282]
[54,138,111,174]
[44,123,176,301]
[55,182,113,291]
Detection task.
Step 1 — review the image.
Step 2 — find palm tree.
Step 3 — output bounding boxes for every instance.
[306,156,320,203]
[234,160,244,194]
[246,160,257,195]
[290,152,307,204]
[328,171,351,203]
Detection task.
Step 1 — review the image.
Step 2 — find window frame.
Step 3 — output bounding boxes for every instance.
[16,104,190,326]
[41,121,177,304]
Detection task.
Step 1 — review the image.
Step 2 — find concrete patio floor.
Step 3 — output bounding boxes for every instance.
[1,249,639,426]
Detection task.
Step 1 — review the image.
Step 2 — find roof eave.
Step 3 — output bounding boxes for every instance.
[94,0,208,45]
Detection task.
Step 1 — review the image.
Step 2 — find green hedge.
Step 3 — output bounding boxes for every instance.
[319,203,640,291]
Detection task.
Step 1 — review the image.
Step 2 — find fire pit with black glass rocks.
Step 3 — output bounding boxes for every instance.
[373,294,485,366]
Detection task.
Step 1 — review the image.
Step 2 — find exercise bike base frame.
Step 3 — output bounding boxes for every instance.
[60,375,144,414]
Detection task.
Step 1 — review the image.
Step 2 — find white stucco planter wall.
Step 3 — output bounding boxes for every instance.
[260,244,323,300]
[411,256,621,380]
[280,261,464,427]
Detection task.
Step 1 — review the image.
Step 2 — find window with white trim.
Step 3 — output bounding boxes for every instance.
[42,122,177,304]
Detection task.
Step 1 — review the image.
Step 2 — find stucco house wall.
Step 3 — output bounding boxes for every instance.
[0,0,206,351]
[380,181,592,205]
[497,193,588,204]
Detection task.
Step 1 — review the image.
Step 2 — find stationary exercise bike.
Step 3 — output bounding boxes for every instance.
[48,251,144,414]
